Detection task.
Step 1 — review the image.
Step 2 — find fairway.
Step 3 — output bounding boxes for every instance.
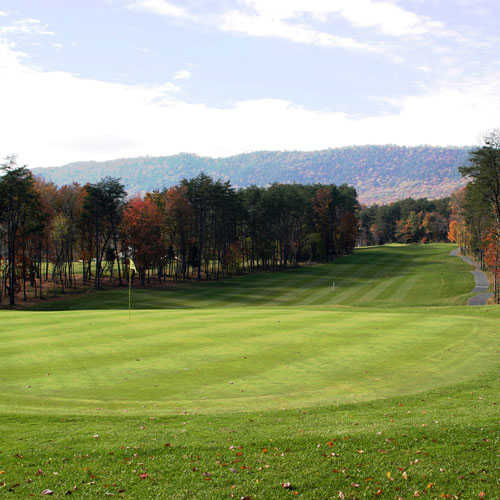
[32,243,475,311]
[1,243,498,498]
[1,243,496,416]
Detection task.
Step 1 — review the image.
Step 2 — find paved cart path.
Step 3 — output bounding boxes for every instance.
[450,248,493,305]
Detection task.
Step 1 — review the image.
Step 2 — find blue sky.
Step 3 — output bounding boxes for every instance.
[0,0,499,167]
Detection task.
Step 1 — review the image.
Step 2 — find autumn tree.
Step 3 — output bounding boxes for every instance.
[121,196,165,285]
[0,157,41,306]
[458,131,500,301]
[81,177,126,289]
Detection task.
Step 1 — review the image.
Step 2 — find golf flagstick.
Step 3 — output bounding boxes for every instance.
[128,257,137,320]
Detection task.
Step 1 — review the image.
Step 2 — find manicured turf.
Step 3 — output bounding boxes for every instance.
[1,243,498,498]
[33,244,474,310]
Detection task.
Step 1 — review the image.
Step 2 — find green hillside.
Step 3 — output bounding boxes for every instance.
[32,146,471,204]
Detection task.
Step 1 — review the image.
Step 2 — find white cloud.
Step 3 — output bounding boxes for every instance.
[173,69,191,80]
[234,0,447,38]
[1,41,498,168]
[0,18,55,36]
[122,0,455,59]
[219,0,453,57]
[127,0,194,20]
[326,0,444,37]
[221,10,379,52]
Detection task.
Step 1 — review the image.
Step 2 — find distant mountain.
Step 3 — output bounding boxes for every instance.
[33,145,471,204]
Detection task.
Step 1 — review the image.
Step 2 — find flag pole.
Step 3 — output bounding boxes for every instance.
[128,257,137,320]
[128,266,132,320]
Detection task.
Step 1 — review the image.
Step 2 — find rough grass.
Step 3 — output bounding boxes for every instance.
[0,243,498,498]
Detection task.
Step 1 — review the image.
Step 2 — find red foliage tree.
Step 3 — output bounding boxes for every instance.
[121,196,165,285]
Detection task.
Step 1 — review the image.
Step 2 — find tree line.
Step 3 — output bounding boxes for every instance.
[448,130,500,303]
[0,161,358,306]
[358,197,451,246]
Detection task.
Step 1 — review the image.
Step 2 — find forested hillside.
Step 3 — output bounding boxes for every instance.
[33,145,470,204]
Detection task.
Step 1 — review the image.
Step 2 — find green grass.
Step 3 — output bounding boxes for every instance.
[33,244,474,310]
[1,243,498,498]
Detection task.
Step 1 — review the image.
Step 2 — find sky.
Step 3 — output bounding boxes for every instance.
[0,0,499,167]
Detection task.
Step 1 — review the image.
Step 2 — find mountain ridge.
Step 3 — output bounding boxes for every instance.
[32,145,471,204]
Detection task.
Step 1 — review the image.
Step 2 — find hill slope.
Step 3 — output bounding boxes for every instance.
[33,145,471,204]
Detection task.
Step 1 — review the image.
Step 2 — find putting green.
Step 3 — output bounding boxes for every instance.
[1,243,498,415]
